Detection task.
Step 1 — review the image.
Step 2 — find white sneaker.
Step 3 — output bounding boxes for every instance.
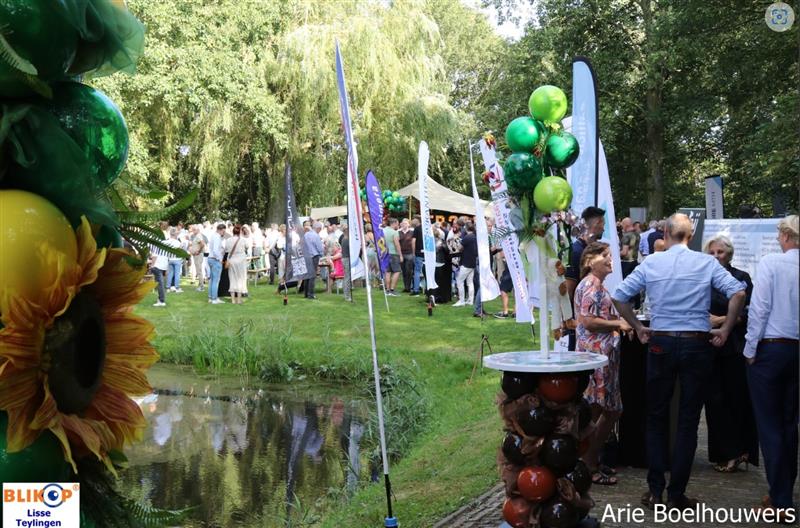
[168,287,176,292]
[152,301,166,307]
[211,299,225,304]
[175,288,184,293]
[196,287,204,292]
[452,300,465,307]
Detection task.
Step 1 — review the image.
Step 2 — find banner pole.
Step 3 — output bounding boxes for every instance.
[336,41,395,526]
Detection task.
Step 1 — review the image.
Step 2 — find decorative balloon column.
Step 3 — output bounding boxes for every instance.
[480,85,607,528]
[0,2,172,525]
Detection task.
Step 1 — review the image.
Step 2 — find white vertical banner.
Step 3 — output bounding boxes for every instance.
[596,142,622,294]
[567,58,599,216]
[705,175,724,219]
[477,139,533,323]
[417,141,438,290]
[335,41,365,280]
[469,145,500,302]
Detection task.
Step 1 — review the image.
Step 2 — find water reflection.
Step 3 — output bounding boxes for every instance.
[119,365,369,527]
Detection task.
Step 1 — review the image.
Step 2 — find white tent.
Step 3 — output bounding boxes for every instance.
[309,205,347,220]
[397,177,489,215]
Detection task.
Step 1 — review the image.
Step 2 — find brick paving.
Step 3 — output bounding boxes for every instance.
[434,419,798,528]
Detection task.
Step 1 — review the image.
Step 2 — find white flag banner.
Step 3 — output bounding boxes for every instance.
[596,141,622,294]
[469,145,500,302]
[417,141,437,290]
[477,139,532,323]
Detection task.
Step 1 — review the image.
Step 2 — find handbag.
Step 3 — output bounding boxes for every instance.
[224,237,240,269]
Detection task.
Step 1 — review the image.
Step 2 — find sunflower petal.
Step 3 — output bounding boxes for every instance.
[88,249,150,311]
[0,366,39,410]
[30,381,59,430]
[4,395,44,453]
[47,422,78,474]
[86,384,147,448]
[75,218,106,289]
[102,362,153,396]
[61,414,117,476]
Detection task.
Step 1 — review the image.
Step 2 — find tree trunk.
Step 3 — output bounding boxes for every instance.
[645,86,664,219]
[640,0,665,220]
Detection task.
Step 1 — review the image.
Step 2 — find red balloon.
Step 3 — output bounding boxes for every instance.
[503,497,532,528]
[517,466,557,502]
[538,374,579,403]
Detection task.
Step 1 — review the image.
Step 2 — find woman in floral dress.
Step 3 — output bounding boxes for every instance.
[574,242,632,485]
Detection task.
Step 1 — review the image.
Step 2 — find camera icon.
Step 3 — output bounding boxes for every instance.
[766,2,795,32]
[771,8,788,25]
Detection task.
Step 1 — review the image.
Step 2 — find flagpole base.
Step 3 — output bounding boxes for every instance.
[384,516,398,527]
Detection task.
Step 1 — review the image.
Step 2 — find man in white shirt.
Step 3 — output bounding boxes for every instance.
[265,224,280,284]
[207,223,226,304]
[743,215,799,516]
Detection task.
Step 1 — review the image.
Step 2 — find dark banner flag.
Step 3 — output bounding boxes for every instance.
[365,170,390,274]
[284,163,308,282]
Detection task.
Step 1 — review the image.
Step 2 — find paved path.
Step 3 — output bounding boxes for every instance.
[435,419,797,527]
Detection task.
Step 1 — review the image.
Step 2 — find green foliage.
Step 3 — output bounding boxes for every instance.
[93,0,503,222]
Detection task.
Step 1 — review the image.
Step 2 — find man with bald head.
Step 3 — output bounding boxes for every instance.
[612,213,747,512]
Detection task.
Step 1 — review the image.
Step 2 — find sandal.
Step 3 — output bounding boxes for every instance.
[713,454,749,473]
[591,471,617,485]
[599,464,617,476]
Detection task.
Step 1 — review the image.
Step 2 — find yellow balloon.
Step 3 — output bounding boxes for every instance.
[0,190,77,299]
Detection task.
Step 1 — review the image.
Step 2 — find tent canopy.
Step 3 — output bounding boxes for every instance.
[396,177,488,216]
[309,205,347,220]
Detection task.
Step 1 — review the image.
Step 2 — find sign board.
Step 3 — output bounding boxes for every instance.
[678,208,706,251]
[629,207,647,224]
[705,175,724,219]
[702,219,781,280]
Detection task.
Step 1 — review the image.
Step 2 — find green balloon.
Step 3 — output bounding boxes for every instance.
[505,116,543,153]
[503,152,543,194]
[533,176,573,212]
[392,191,399,198]
[0,412,72,483]
[545,131,580,169]
[528,85,568,123]
[41,82,129,186]
[0,1,78,97]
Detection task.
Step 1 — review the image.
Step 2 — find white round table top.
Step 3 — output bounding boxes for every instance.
[483,351,608,373]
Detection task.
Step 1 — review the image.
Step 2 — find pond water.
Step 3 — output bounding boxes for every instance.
[118,364,370,527]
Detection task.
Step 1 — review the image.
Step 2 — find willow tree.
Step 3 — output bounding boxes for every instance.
[93,0,505,221]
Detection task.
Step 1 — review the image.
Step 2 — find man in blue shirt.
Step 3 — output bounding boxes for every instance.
[612,213,746,512]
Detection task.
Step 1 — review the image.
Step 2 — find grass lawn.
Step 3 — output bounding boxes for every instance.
[135,276,539,526]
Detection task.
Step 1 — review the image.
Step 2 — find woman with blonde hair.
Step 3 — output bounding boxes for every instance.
[224,224,249,304]
[702,234,757,473]
[574,241,632,485]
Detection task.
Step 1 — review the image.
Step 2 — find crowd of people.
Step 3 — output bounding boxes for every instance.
[569,211,798,521]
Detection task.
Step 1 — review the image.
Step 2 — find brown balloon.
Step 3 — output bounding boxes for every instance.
[517,466,557,502]
[538,373,579,403]
[503,496,532,528]
[540,498,579,528]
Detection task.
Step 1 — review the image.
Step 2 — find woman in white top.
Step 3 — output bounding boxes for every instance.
[225,224,249,304]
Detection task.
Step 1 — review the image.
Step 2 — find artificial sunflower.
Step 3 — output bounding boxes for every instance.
[0,217,158,473]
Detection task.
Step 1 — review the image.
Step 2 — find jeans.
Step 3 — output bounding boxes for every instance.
[645,335,713,500]
[747,341,799,508]
[208,258,222,300]
[151,267,166,303]
[167,260,182,289]
[401,253,414,291]
[412,256,424,293]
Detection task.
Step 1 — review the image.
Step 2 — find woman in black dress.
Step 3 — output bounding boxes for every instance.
[704,235,758,472]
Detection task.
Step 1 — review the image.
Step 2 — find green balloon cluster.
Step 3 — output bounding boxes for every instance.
[382,189,407,213]
[492,84,579,214]
[0,0,145,239]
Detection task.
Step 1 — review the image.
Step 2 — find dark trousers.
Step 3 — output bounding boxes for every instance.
[401,253,414,292]
[747,341,799,508]
[305,255,320,298]
[151,267,166,303]
[268,251,279,283]
[645,335,713,500]
[621,260,640,308]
